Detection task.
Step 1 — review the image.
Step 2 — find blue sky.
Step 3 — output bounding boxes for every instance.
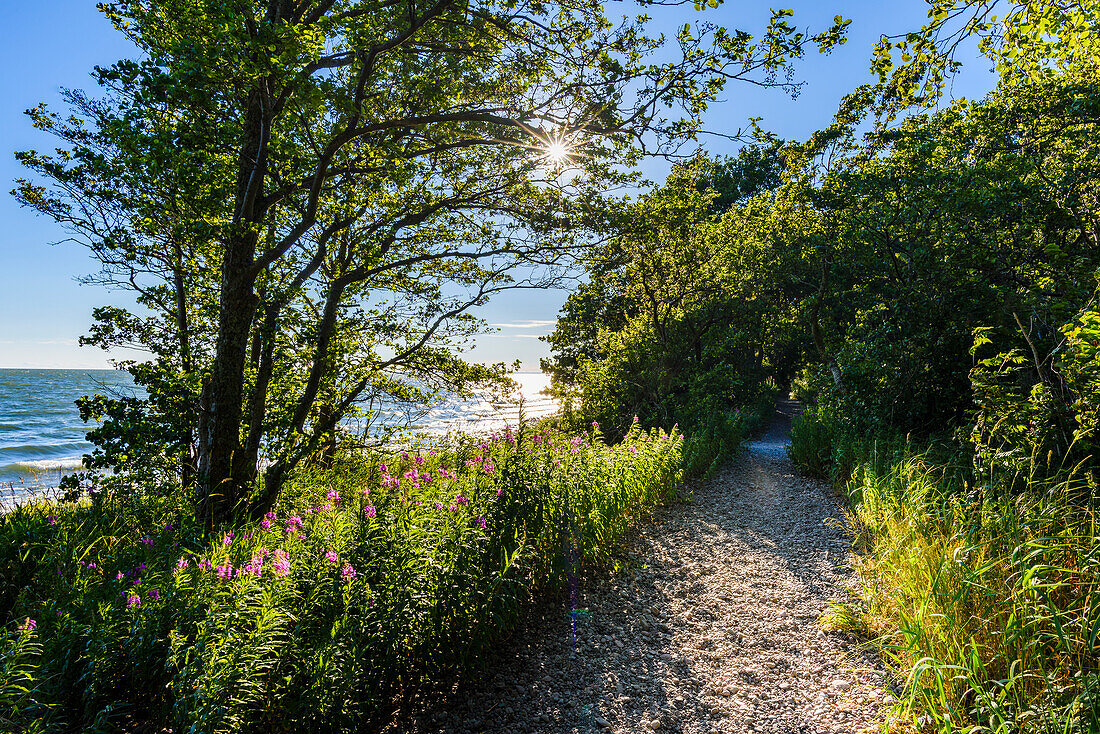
[0,1,996,370]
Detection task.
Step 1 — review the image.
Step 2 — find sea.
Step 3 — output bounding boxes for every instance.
[0,368,555,506]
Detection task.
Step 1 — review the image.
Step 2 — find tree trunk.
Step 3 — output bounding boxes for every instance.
[196,85,269,527]
[197,258,259,526]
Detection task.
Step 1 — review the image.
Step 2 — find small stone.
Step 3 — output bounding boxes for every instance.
[830,680,850,691]
[595,716,612,728]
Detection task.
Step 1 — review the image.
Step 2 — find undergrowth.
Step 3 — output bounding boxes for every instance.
[792,412,1100,733]
[0,420,683,732]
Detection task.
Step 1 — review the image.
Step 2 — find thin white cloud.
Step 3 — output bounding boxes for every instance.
[484,334,547,339]
[488,320,556,329]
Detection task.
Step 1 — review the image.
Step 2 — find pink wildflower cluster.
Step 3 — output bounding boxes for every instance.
[325,549,338,564]
[17,617,36,632]
[363,505,377,518]
[239,551,266,578]
[341,563,357,581]
[271,549,291,576]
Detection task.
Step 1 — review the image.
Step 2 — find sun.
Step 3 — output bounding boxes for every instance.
[545,141,569,163]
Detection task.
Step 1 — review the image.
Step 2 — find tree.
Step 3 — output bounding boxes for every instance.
[15,1,849,525]
[543,155,802,433]
[869,0,1100,114]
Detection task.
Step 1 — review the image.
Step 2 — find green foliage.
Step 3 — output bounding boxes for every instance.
[787,409,834,481]
[797,68,1100,438]
[825,438,1100,733]
[544,156,800,460]
[0,421,682,732]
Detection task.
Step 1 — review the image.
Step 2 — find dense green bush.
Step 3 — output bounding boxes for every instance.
[0,421,682,732]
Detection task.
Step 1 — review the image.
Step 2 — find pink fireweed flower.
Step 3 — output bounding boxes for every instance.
[216,562,234,581]
[325,550,338,564]
[429,450,437,457]
[141,537,154,546]
[401,451,410,460]
[532,434,542,444]
[199,559,212,570]
[175,557,189,571]
[46,514,58,525]
[286,516,304,530]
[341,563,357,581]
[260,519,272,530]
[455,495,468,507]
[483,464,495,475]
[434,502,444,511]
[265,511,278,523]
[414,455,425,467]
[18,617,36,632]
[364,505,377,518]
[629,447,638,454]
[592,421,599,429]
[633,415,639,423]
[126,594,141,610]
[240,554,264,577]
[116,571,124,581]
[475,517,487,531]
[271,549,291,577]
[362,486,371,497]
[146,588,160,600]
[496,488,504,497]
[379,463,389,474]
[326,489,339,503]
[221,532,234,545]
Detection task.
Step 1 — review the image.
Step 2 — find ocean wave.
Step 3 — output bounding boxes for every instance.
[0,442,89,458]
[1,457,85,473]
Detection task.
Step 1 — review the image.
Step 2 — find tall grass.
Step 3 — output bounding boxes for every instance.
[798,427,1100,733]
[0,420,683,732]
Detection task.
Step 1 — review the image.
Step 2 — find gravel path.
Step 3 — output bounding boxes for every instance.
[393,402,895,733]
